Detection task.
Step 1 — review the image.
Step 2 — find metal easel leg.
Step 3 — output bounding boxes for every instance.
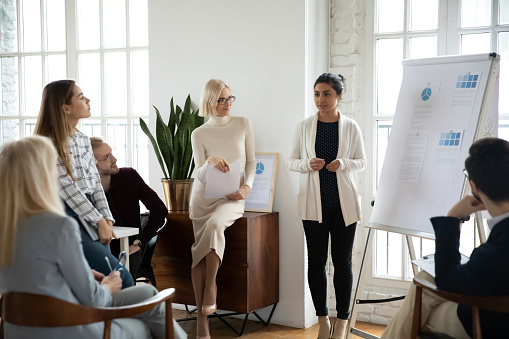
[475,211,487,244]
[346,228,374,339]
[347,229,409,339]
[406,235,418,276]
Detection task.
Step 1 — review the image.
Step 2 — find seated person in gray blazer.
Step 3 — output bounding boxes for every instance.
[0,136,186,339]
[382,138,509,339]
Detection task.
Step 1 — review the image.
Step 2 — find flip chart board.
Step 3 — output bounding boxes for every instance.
[369,53,500,237]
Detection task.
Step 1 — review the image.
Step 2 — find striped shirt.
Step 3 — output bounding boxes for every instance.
[57,130,114,241]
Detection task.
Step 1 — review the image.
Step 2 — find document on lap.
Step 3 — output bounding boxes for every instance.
[411,253,469,278]
[205,161,241,199]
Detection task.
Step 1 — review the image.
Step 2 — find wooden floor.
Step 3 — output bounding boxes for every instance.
[174,308,386,339]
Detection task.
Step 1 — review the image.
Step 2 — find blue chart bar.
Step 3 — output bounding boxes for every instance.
[439,132,461,146]
[456,73,479,90]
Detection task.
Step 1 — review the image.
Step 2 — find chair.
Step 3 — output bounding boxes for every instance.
[135,213,169,287]
[411,276,509,339]
[1,288,176,339]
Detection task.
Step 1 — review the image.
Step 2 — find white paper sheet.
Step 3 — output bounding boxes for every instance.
[204,161,241,199]
[411,253,470,278]
[396,128,430,183]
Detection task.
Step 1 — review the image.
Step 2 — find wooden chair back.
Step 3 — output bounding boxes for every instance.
[411,276,509,339]
[1,288,175,339]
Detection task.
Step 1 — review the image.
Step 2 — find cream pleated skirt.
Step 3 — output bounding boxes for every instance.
[189,181,245,268]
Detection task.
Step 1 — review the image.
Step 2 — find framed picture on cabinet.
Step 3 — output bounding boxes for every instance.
[245,152,279,212]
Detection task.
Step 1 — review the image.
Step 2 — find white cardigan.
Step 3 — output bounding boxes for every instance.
[287,113,366,225]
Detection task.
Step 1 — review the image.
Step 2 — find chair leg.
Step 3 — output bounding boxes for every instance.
[472,306,482,339]
[165,302,174,339]
[103,319,112,339]
[411,285,423,339]
[0,296,3,339]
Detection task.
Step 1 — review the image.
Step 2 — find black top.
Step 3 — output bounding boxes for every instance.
[105,167,167,249]
[315,120,340,207]
[431,216,509,338]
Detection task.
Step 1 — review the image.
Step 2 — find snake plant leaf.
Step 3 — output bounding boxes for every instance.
[178,110,191,179]
[155,106,175,179]
[173,116,187,179]
[168,98,176,136]
[181,113,194,178]
[188,159,196,179]
[175,105,182,126]
[141,95,200,180]
[195,110,204,127]
[184,95,191,115]
[139,117,168,179]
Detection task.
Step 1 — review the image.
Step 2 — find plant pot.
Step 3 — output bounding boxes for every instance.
[161,178,194,211]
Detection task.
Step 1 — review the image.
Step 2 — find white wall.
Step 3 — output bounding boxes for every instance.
[148,0,328,328]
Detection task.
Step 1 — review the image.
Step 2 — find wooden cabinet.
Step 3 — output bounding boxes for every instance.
[152,211,279,314]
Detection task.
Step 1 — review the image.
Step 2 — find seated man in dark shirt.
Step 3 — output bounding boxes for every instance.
[382,138,509,339]
[90,137,168,280]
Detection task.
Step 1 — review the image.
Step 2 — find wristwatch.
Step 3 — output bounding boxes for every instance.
[133,239,142,248]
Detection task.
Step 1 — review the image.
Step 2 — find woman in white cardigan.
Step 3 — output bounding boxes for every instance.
[287,73,366,339]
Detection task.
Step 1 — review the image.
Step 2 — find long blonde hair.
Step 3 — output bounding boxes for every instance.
[0,136,65,268]
[199,79,230,117]
[34,80,76,180]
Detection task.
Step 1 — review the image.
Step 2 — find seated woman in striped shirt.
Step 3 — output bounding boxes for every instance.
[34,79,133,288]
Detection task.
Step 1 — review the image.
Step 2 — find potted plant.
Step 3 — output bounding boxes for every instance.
[140,95,204,211]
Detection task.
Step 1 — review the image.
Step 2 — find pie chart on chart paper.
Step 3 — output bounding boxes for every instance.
[256,162,264,174]
[421,87,432,101]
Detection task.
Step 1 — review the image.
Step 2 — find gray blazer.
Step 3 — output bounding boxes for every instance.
[0,212,116,338]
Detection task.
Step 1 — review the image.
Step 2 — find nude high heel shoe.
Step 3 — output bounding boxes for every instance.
[330,317,348,339]
[201,303,216,316]
[317,316,331,339]
[202,282,217,316]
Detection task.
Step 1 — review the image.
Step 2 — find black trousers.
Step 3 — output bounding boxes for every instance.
[303,204,357,319]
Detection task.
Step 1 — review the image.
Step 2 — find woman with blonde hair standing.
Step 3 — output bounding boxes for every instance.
[190,79,256,338]
[0,136,186,339]
[34,79,133,288]
[287,73,366,339]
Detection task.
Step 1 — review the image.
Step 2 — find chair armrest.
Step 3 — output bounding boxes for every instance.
[3,288,175,327]
[413,276,509,313]
[156,217,169,235]
[95,288,175,319]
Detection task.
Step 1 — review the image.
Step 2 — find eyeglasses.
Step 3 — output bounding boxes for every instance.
[217,96,236,105]
[98,153,115,163]
[463,168,469,178]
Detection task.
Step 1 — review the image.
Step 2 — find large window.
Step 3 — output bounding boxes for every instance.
[370,0,509,283]
[0,0,149,180]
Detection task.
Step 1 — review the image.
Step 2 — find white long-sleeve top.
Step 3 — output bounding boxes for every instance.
[287,113,366,225]
[191,115,256,188]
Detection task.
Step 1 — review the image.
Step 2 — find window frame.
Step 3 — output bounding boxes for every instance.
[0,0,150,180]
